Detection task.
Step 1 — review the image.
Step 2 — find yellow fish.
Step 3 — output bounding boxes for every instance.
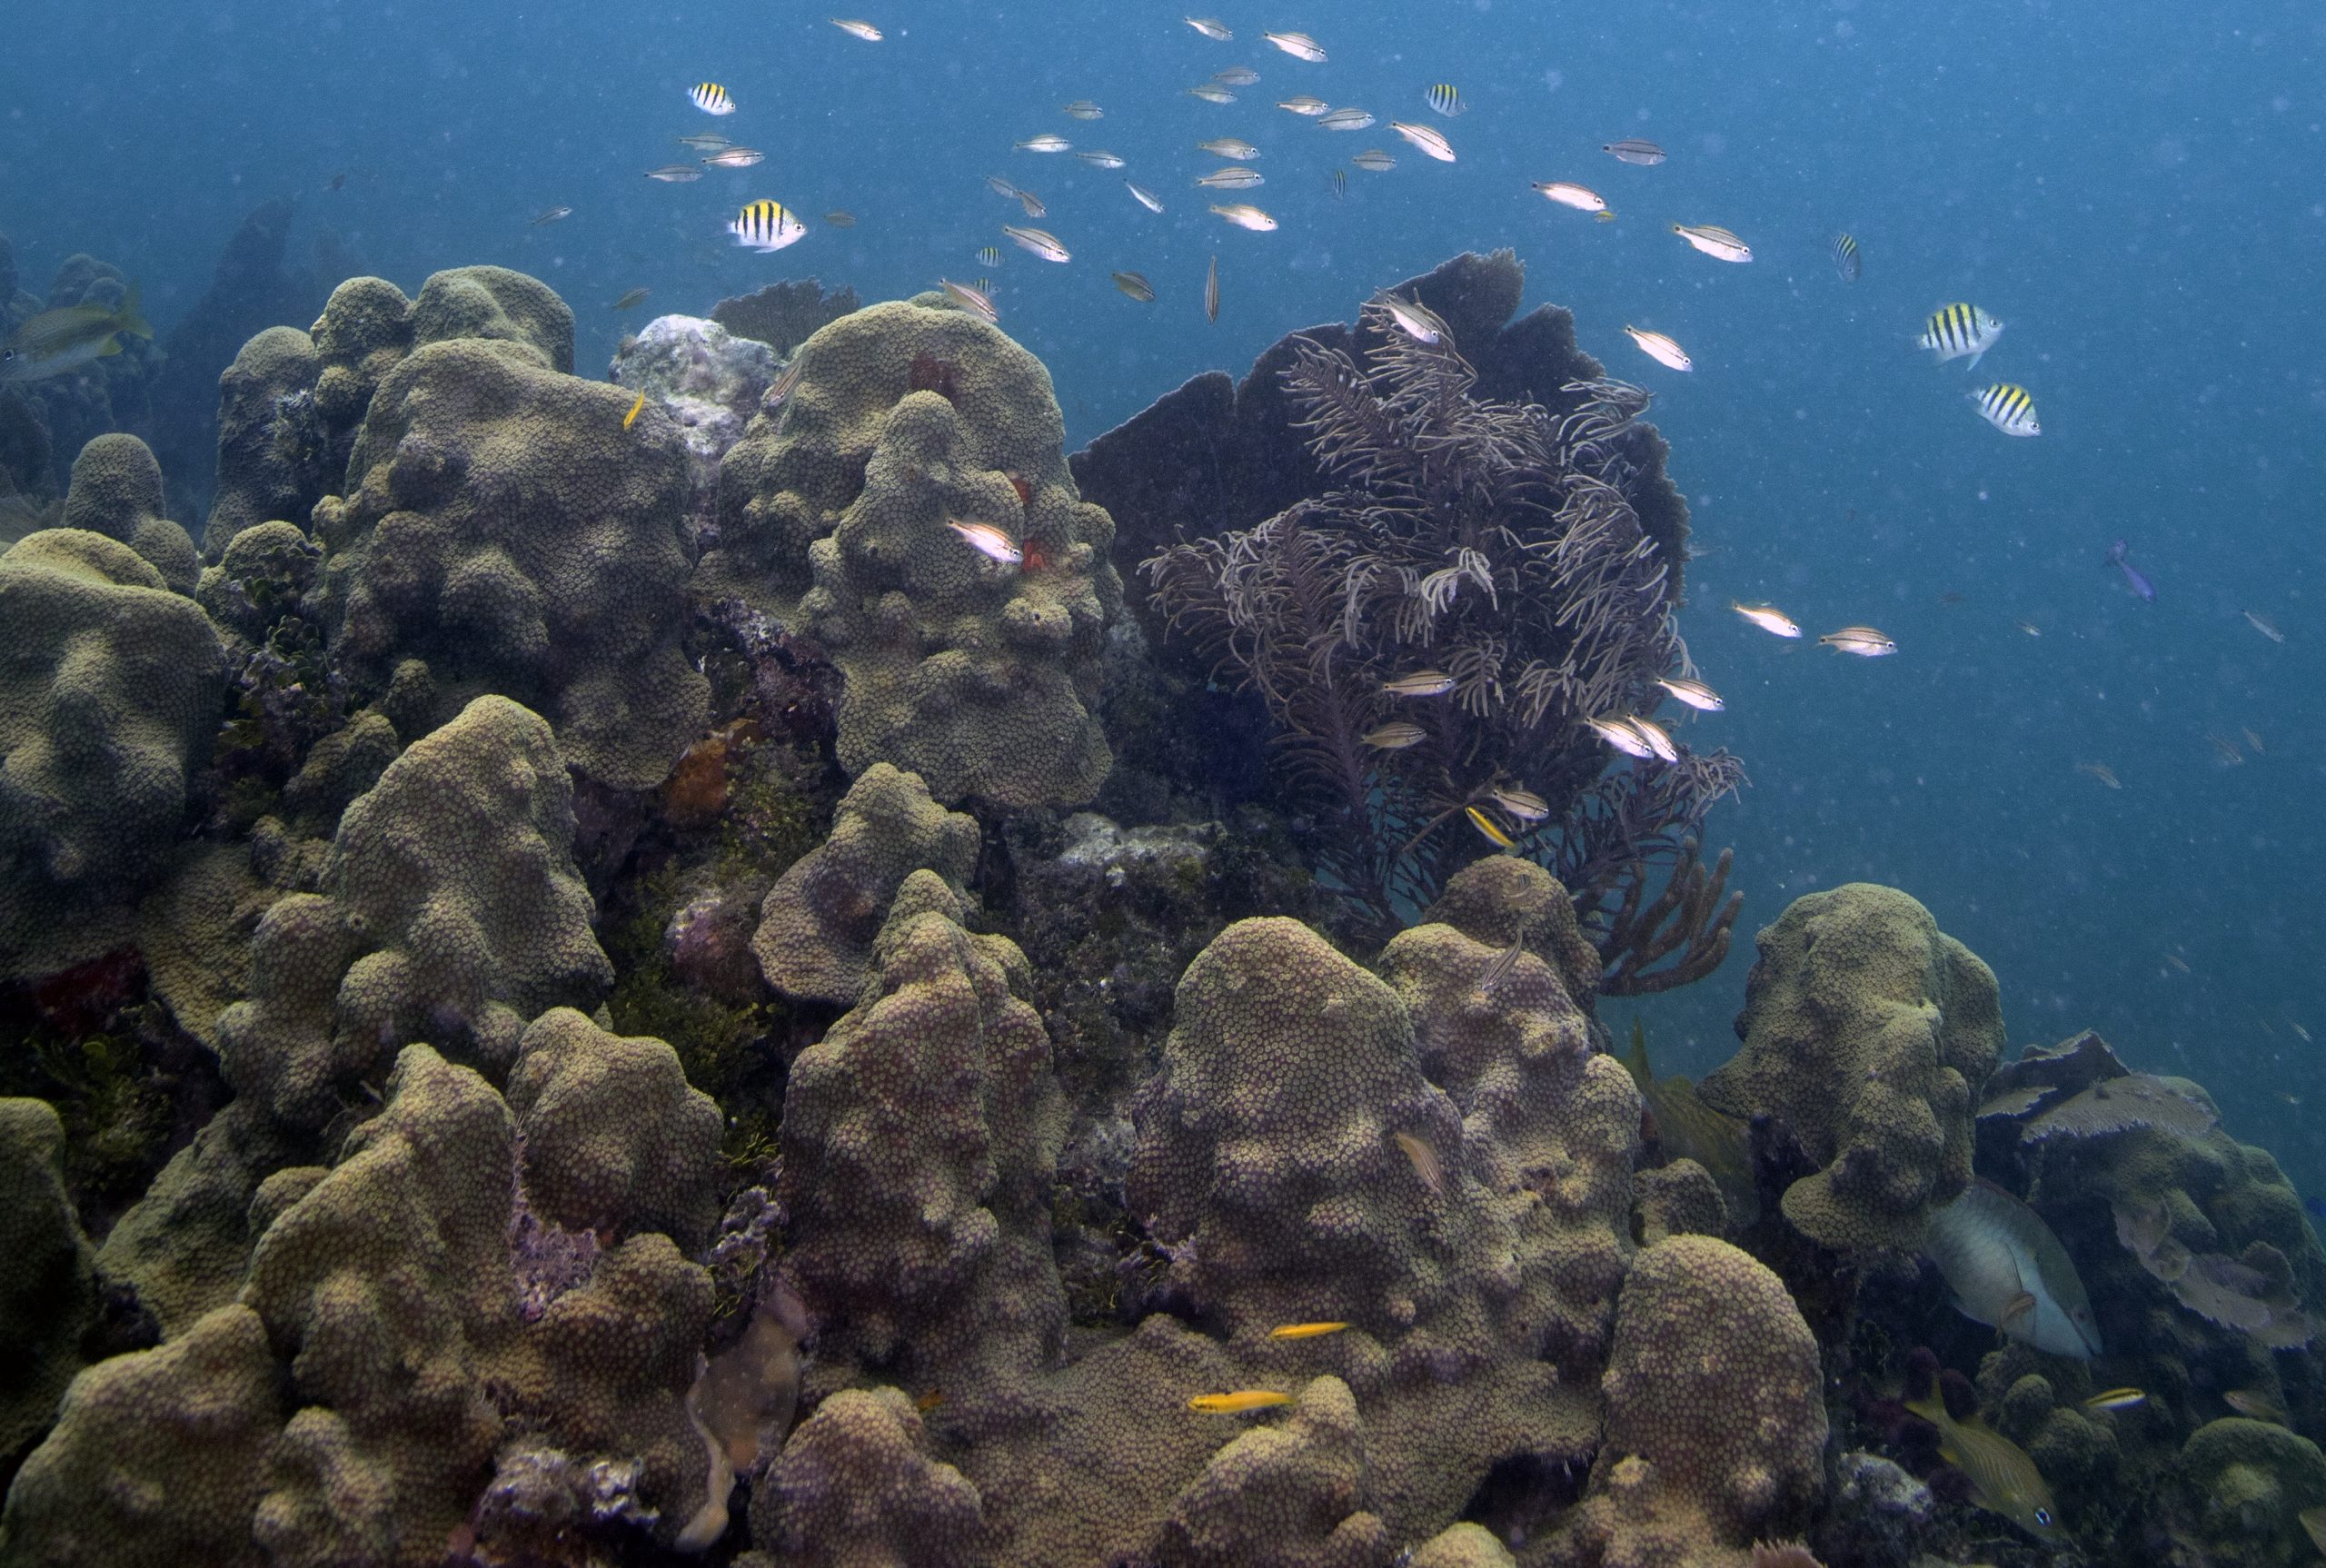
[1267,1322,1351,1340]
[1188,1390,1294,1414]
[1904,1378,2063,1542]
[622,391,648,431]
[1465,805,1516,849]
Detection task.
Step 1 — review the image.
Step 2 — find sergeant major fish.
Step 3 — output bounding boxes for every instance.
[1921,303,2004,369]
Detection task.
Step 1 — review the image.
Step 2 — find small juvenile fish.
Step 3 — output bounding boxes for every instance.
[677,134,731,150]
[1970,382,2041,437]
[1209,203,1277,232]
[1126,181,1165,213]
[2077,760,2123,789]
[2107,539,2155,602]
[1363,721,1428,749]
[939,279,999,323]
[2225,1387,2288,1425]
[914,1389,945,1412]
[611,287,651,312]
[1329,169,1347,198]
[2244,727,2266,754]
[1017,188,1047,217]
[1820,625,1898,657]
[829,18,883,41]
[1277,95,1330,115]
[2242,610,2283,643]
[689,83,735,115]
[1731,602,1802,638]
[645,164,705,183]
[1904,1379,2064,1542]
[1075,150,1127,169]
[1187,84,1238,104]
[1349,147,1396,172]
[531,205,573,225]
[1624,716,1679,762]
[2162,952,2192,974]
[1534,182,1610,215]
[1265,30,1327,61]
[1426,83,1465,116]
[1188,1390,1293,1413]
[1198,136,1261,160]
[1391,121,1456,161]
[2208,732,2245,768]
[1318,107,1376,131]
[1062,99,1103,120]
[765,361,804,412]
[1002,224,1071,262]
[985,174,1019,198]
[1603,138,1666,165]
[1197,166,1265,189]
[1110,271,1156,303]
[2016,619,2042,636]
[1624,326,1691,372]
[701,147,766,168]
[1205,254,1220,323]
[622,391,648,430]
[1384,670,1456,695]
[948,519,1021,563]
[1185,16,1233,40]
[1672,223,1752,263]
[1377,294,1444,343]
[1655,676,1724,711]
[1017,134,1071,154]
[731,199,807,253]
[823,209,856,227]
[1393,1131,1445,1196]
[1268,1322,1350,1340]
[1486,785,1549,822]
[1213,65,1260,86]
[1921,303,2004,368]
[2083,1388,2147,1412]
[1586,717,1657,759]
[976,245,1004,267]
[1831,232,1862,282]
[1466,805,1517,849]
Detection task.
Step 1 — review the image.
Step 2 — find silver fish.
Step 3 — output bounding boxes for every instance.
[1317,107,1376,131]
[1196,166,1265,189]
[1923,1180,2102,1358]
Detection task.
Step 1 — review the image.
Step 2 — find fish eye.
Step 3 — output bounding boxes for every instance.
[2035,1508,2053,1527]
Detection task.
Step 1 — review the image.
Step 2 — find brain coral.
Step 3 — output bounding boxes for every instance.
[1699,883,2003,1255]
[750,760,980,1005]
[313,278,704,789]
[0,528,224,980]
[215,694,612,1129]
[59,432,198,592]
[1570,1235,1827,1567]
[706,298,1118,807]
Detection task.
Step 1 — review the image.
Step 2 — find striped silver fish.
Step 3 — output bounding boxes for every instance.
[1831,232,1862,283]
[1125,181,1165,213]
[1921,303,2003,368]
[1276,95,1330,115]
[1970,382,2041,437]
[1002,224,1071,263]
[1602,137,1665,165]
[1196,166,1264,189]
[1186,84,1238,104]
[1205,254,1219,323]
[1213,65,1260,85]
[1390,121,1456,161]
[1672,223,1752,263]
[1349,147,1395,172]
[1923,1181,2100,1357]
[729,200,806,253]
[1264,30,1327,61]
[1318,107,1376,131]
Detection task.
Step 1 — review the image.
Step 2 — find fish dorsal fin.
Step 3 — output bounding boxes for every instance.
[95,336,123,358]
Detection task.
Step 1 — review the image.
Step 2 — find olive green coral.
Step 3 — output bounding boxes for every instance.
[60,433,197,592]
[1155,1375,1389,1568]
[0,528,224,980]
[0,1098,94,1465]
[707,299,1118,807]
[203,324,325,558]
[750,1386,985,1567]
[2173,1417,2326,1568]
[1699,883,2003,1256]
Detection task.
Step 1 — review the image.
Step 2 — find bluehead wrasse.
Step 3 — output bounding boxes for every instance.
[1465,805,1516,849]
[622,392,648,431]
[1188,1389,1294,1413]
[2083,1387,2147,1412]
[1267,1322,1351,1340]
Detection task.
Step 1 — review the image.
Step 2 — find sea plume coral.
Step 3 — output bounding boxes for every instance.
[1146,298,1740,960]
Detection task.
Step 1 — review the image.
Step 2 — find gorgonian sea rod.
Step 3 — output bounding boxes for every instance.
[1145,299,1743,984]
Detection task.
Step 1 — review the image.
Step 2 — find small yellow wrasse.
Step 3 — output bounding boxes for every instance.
[1267,1322,1351,1340]
[1465,805,1516,849]
[2083,1387,2147,1412]
[1393,1131,1446,1196]
[1624,325,1691,372]
[1188,1390,1294,1414]
[1390,121,1456,162]
[1731,601,1803,638]
[1672,223,1753,263]
[622,392,647,431]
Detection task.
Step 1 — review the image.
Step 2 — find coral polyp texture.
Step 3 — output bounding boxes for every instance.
[1699,881,2003,1256]
[59,432,197,592]
[204,323,325,557]
[707,298,1119,807]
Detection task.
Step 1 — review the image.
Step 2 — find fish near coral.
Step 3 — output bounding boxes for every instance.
[1188,1389,1295,1414]
[1921,1179,2101,1358]
[1904,1377,2064,1543]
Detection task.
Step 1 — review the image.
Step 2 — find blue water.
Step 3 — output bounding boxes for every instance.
[5,0,2321,1182]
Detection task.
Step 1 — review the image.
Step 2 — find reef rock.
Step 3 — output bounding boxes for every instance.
[705,297,1118,808]
[611,313,778,542]
[1699,883,2003,1256]
[204,323,327,557]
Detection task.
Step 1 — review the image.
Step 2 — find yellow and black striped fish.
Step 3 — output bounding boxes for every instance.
[1970,382,2041,437]
[689,83,734,115]
[1425,83,1464,117]
[976,245,1003,267]
[1921,303,2003,368]
[1329,167,1347,198]
[1831,232,1861,283]
[729,199,806,253]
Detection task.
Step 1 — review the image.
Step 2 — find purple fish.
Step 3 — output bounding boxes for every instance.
[2108,540,2155,603]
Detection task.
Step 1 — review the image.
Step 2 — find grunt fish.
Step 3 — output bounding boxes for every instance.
[0,285,153,383]
[1188,1390,1293,1413]
[1904,1378,2065,1542]
[1921,1180,2102,1358]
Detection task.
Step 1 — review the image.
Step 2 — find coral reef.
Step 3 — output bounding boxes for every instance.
[203,325,326,557]
[706,298,1119,807]
[749,1386,984,1567]
[2172,1418,2326,1568]
[711,277,862,357]
[59,433,198,592]
[0,528,224,981]
[0,1098,95,1466]
[9,257,159,495]
[1699,883,2003,1257]
[609,313,780,545]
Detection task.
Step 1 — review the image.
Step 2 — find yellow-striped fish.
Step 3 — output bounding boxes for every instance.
[1075,149,1126,169]
[1,285,153,383]
[689,83,734,115]
[622,391,648,430]
[1970,382,2041,438]
[1188,1390,1292,1413]
[1362,721,1427,749]
[1205,254,1220,323]
[1920,303,2003,368]
[1904,1379,2063,1542]
[730,200,807,253]
[1267,1322,1350,1340]
[1465,805,1516,849]
[1672,223,1752,263]
[1425,83,1464,116]
[2083,1387,2147,1412]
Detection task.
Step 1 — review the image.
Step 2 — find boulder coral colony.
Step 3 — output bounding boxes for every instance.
[0,233,2321,1568]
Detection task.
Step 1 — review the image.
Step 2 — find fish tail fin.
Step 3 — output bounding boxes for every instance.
[1903,1374,1948,1428]
[115,283,153,342]
[1623,1018,1653,1091]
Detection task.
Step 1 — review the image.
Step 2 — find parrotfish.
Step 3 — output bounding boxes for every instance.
[1921,1179,2102,1358]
